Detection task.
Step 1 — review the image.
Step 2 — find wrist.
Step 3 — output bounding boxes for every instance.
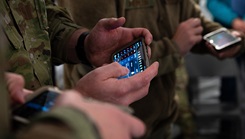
[76,32,90,64]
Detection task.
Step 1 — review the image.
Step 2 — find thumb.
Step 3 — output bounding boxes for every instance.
[99,62,129,79]
[12,90,25,104]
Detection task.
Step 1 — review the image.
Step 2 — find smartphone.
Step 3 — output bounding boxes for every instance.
[12,86,61,125]
[203,28,241,50]
[112,38,150,79]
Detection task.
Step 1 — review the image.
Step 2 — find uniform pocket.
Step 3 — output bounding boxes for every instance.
[34,0,48,30]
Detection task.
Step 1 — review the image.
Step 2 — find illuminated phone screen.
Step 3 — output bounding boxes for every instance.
[207,31,237,47]
[13,91,59,119]
[112,39,148,79]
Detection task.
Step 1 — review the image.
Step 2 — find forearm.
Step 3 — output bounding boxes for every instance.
[46,4,89,64]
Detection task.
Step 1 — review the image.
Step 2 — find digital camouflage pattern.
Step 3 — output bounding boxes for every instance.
[1,0,52,90]
[175,59,197,139]
[15,107,101,139]
[0,0,81,90]
[0,0,101,139]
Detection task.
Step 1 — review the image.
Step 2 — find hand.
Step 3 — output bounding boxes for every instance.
[172,18,203,56]
[232,18,245,33]
[74,62,159,106]
[84,17,153,67]
[5,73,33,104]
[55,91,145,139]
[206,30,243,59]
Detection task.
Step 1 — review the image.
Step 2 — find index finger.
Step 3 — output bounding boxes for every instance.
[191,18,201,27]
[98,17,126,30]
[231,30,243,38]
[130,28,153,46]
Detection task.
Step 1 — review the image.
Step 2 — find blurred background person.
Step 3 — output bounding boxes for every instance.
[207,0,245,32]
[206,0,245,98]
[206,0,245,138]
[207,0,245,106]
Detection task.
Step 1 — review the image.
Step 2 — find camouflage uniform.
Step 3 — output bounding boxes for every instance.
[0,15,101,138]
[0,0,81,90]
[14,107,101,139]
[174,0,199,138]
[57,0,244,139]
[174,59,197,139]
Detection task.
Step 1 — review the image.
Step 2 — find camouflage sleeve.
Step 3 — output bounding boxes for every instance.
[16,107,101,139]
[45,2,86,64]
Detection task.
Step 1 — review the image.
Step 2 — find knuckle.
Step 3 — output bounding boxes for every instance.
[113,62,122,68]
[14,74,25,84]
[199,26,203,32]
[188,38,196,45]
[140,76,149,86]
[180,22,187,29]
[92,69,102,77]
[118,87,128,97]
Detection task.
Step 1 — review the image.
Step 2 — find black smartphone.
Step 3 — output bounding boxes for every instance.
[203,28,241,50]
[112,38,150,79]
[12,86,61,125]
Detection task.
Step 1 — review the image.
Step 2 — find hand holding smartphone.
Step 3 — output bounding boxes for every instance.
[203,28,241,51]
[112,38,150,78]
[12,86,61,125]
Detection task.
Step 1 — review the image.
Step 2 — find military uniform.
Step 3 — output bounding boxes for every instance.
[174,59,197,139]
[14,107,101,139]
[0,12,101,138]
[0,0,82,90]
[57,0,243,139]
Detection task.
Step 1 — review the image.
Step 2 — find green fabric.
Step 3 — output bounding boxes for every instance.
[45,3,81,65]
[0,0,82,90]
[1,0,52,90]
[17,107,101,139]
[0,19,11,137]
